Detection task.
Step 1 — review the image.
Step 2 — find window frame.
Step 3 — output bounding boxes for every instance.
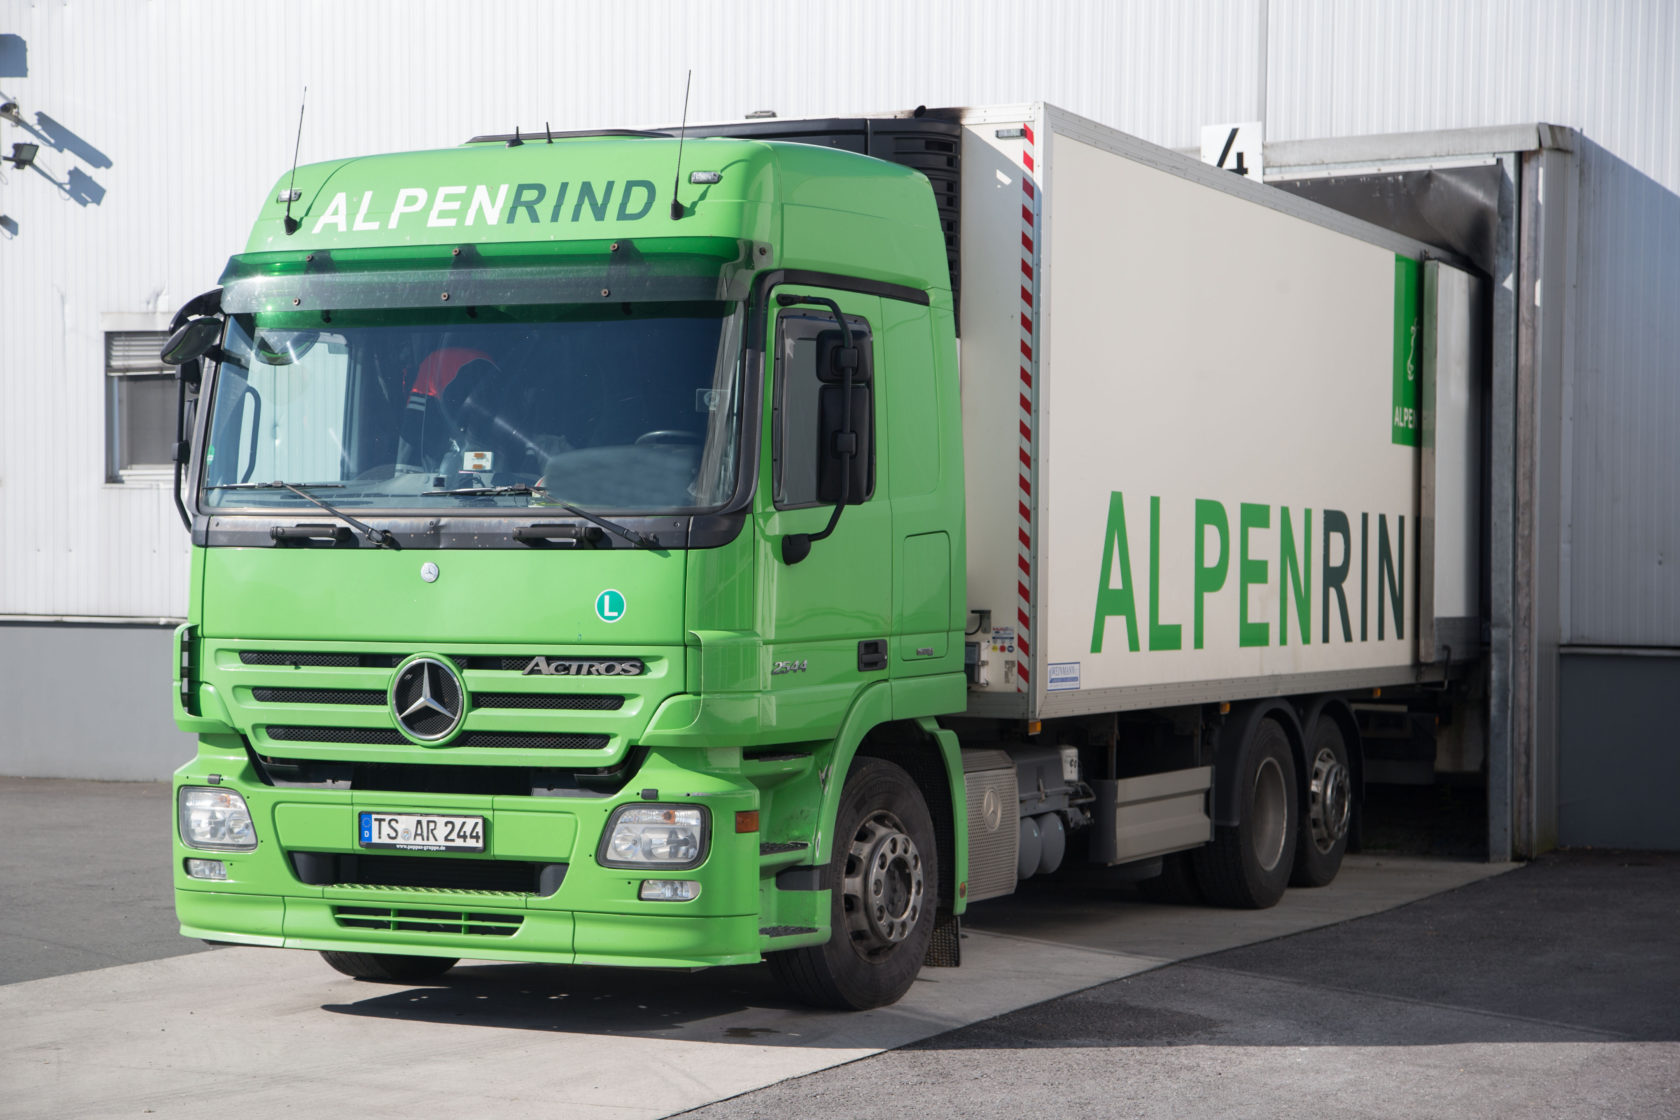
[104,329,178,484]
[770,308,876,512]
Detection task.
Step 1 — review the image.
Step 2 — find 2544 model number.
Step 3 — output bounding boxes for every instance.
[771,659,808,676]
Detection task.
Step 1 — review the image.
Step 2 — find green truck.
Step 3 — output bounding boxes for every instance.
[164,104,1482,1009]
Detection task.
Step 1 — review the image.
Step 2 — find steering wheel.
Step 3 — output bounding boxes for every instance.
[634,430,702,446]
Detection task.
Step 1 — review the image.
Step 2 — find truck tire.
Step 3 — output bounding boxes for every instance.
[769,759,937,1010]
[1291,715,1353,887]
[1193,718,1298,909]
[319,951,458,983]
[1138,851,1204,905]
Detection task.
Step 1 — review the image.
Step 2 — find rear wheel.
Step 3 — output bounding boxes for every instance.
[1291,715,1353,887]
[319,951,458,983]
[769,759,937,1010]
[1194,718,1298,909]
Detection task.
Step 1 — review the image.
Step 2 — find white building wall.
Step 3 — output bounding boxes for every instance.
[0,0,1674,635]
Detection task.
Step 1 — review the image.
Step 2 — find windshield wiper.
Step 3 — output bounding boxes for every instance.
[555,502,658,549]
[208,481,398,549]
[421,484,540,497]
[419,484,657,548]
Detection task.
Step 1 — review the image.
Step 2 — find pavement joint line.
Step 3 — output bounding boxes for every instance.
[961,927,1175,964]
[1176,960,1637,1042]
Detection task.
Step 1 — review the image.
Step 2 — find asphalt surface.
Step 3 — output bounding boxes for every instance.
[677,850,1680,1120]
[0,776,214,983]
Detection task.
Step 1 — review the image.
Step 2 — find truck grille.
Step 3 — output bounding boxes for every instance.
[217,642,670,766]
[241,651,401,668]
[252,687,385,705]
[267,726,407,745]
[239,650,640,674]
[332,905,524,937]
[255,752,646,796]
[265,726,610,750]
[251,687,623,711]
[474,692,624,711]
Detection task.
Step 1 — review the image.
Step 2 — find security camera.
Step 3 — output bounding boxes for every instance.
[0,101,19,121]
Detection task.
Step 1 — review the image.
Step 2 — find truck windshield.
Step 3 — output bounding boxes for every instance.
[200,301,744,515]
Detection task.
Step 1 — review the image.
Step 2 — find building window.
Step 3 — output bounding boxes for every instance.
[106,331,176,482]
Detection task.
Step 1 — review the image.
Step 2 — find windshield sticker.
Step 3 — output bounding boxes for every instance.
[595,589,626,624]
[462,450,493,472]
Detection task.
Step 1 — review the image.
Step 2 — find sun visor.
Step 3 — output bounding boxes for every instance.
[219,238,757,314]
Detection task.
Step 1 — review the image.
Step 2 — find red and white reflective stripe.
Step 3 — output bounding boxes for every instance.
[1016,123,1038,693]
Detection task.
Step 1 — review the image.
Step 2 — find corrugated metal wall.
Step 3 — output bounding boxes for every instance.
[0,0,1674,636]
[1564,137,1680,646]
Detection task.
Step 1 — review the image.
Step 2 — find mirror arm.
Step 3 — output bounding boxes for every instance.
[172,365,192,531]
[169,288,223,332]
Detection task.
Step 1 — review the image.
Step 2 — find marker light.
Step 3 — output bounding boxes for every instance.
[600,805,708,869]
[179,787,258,851]
[639,880,701,901]
[185,858,228,881]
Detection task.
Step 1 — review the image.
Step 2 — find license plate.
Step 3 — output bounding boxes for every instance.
[358,812,485,852]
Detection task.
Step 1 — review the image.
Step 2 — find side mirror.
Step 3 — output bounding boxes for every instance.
[816,380,873,504]
[814,327,873,505]
[773,294,875,565]
[160,317,223,366]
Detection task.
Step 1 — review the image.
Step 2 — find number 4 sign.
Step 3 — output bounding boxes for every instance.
[1201,122,1264,181]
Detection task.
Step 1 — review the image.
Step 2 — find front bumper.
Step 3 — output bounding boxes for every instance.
[173,744,791,968]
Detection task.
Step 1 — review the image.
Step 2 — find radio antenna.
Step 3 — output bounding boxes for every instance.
[669,69,692,220]
[282,86,307,235]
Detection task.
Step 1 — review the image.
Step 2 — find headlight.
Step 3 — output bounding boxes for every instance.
[598,805,708,869]
[179,787,258,851]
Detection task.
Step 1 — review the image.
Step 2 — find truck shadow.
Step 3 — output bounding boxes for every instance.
[321,960,827,1041]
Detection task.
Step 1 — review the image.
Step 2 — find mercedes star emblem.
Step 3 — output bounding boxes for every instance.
[389,657,466,742]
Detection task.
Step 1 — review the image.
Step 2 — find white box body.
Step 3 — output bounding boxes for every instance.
[957,104,1477,720]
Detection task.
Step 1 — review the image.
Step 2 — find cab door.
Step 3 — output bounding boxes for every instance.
[755,286,892,733]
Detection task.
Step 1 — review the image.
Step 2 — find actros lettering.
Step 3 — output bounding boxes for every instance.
[522,656,645,677]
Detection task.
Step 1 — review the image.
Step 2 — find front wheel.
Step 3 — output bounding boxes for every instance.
[319,951,458,983]
[769,759,937,1010]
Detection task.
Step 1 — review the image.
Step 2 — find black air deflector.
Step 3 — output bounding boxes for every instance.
[659,117,962,323]
[461,115,963,317]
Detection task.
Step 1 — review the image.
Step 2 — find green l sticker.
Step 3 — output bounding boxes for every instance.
[595,589,626,623]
